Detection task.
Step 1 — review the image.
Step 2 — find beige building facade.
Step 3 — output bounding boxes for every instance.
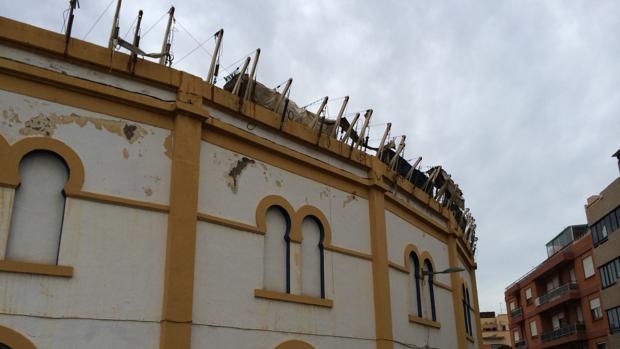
[481,312,511,349]
[585,151,620,349]
[0,15,482,349]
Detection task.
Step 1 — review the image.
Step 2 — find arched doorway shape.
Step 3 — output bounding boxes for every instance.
[274,339,316,349]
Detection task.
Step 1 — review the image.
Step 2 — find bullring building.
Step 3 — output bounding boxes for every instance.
[0,11,481,349]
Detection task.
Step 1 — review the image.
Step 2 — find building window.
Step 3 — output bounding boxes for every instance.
[7,151,69,264]
[583,255,595,279]
[513,330,520,342]
[300,216,325,298]
[596,343,607,349]
[577,305,584,322]
[509,301,516,311]
[591,206,620,246]
[463,285,473,336]
[423,259,436,321]
[409,252,423,317]
[525,288,532,305]
[599,257,620,289]
[590,298,602,320]
[263,206,291,293]
[608,306,620,334]
[529,320,538,337]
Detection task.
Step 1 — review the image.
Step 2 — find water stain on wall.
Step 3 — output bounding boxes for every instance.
[18,112,148,143]
[226,157,255,194]
[122,148,129,159]
[343,193,358,208]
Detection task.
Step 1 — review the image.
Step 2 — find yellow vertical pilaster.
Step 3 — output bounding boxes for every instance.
[449,236,467,349]
[160,74,204,349]
[470,267,484,349]
[368,187,394,349]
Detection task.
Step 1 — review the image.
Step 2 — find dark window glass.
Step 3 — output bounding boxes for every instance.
[424,259,436,321]
[610,210,619,232]
[411,253,422,317]
[608,306,620,333]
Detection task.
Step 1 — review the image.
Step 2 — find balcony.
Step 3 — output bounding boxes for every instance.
[535,282,578,307]
[515,339,527,348]
[540,323,586,348]
[510,307,523,322]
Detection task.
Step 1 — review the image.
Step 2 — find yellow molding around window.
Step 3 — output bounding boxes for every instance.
[408,314,441,329]
[254,289,333,308]
[0,260,73,277]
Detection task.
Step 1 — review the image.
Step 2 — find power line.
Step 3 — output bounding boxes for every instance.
[83,0,115,40]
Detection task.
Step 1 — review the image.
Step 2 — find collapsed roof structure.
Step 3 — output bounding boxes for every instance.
[92,0,479,254]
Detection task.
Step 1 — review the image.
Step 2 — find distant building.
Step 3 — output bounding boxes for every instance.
[505,225,609,348]
[481,311,511,349]
[585,150,620,348]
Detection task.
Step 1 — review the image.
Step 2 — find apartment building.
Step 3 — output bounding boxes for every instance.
[585,151,620,348]
[481,312,511,349]
[505,225,609,349]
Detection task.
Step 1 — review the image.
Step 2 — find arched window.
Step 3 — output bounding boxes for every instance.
[1,344,13,349]
[263,206,291,293]
[410,252,423,317]
[7,151,69,264]
[462,284,473,336]
[424,259,437,321]
[301,216,325,298]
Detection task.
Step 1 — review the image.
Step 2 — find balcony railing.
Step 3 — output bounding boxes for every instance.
[510,307,523,318]
[541,323,585,342]
[515,339,527,348]
[536,282,578,306]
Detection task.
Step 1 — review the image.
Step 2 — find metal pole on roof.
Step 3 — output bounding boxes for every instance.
[354,109,373,149]
[310,97,329,129]
[243,48,261,101]
[274,78,293,112]
[389,136,406,170]
[108,0,122,49]
[331,96,349,138]
[159,6,175,65]
[405,156,422,181]
[231,57,251,96]
[207,29,224,84]
[340,112,361,144]
[64,0,79,54]
[377,122,391,160]
[130,10,144,63]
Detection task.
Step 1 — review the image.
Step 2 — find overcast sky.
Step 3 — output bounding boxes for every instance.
[3,1,619,314]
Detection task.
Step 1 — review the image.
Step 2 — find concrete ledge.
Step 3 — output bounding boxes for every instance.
[254,289,333,308]
[0,260,73,277]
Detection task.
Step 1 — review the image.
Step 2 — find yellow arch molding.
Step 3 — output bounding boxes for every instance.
[293,205,332,246]
[402,243,422,273]
[256,195,297,240]
[419,251,436,272]
[274,339,316,349]
[0,324,37,349]
[5,137,85,194]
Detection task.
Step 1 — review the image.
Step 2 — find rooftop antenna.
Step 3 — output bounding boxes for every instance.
[108,0,122,49]
[207,29,224,84]
[389,136,406,171]
[405,156,422,181]
[340,113,361,144]
[64,0,80,55]
[231,57,251,96]
[309,97,329,129]
[331,96,349,138]
[376,122,392,160]
[243,49,261,102]
[354,109,373,150]
[274,78,293,112]
[159,6,175,65]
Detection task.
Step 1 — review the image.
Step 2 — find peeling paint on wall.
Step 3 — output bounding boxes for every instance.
[17,112,148,143]
[163,134,173,159]
[226,157,255,194]
[142,186,153,197]
[122,148,129,159]
[320,187,331,200]
[343,193,358,208]
[2,108,22,128]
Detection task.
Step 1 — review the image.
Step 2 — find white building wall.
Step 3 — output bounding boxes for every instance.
[192,221,376,345]
[198,141,372,255]
[0,314,160,349]
[0,90,172,205]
